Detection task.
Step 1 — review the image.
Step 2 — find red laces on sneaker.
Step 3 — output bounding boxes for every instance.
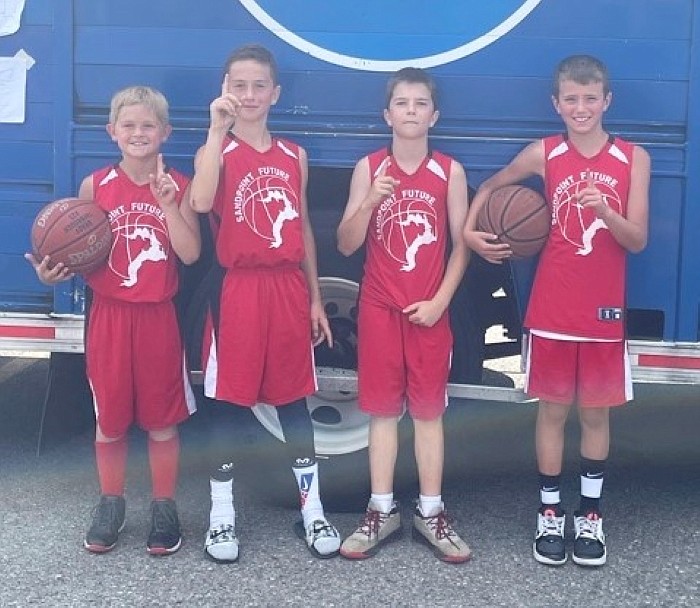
[423,511,459,544]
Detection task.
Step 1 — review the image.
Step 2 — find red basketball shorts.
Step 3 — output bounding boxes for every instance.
[203,267,316,406]
[524,333,633,407]
[86,296,196,438]
[358,300,451,421]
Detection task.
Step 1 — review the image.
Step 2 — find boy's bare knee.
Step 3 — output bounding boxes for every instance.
[148,425,178,442]
[538,401,571,427]
[578,407,609,431]
[95,424,125,443]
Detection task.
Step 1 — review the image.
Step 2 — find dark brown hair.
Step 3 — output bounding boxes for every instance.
[385,67,438,110]
[224,44,279,84]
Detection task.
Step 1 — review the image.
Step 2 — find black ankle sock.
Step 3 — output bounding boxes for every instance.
[579,496,600,515]
[540,503,564,516]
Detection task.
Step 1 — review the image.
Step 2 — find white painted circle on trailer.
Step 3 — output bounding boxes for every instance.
[238,0,543,71]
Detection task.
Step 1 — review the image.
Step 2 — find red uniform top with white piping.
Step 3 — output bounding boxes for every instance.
[525,134,634,340]
[360,147,452,310]
[86,165,189,302]
[213,135,305,268]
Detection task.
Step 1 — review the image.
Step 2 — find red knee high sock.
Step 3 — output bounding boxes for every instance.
[95,436,128,497]
[148,434,180,500]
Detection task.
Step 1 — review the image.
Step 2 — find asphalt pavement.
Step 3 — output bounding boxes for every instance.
[0,355,699,607]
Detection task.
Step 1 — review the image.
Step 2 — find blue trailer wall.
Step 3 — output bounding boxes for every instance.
[0,1,54,312]
[0,0,698,343]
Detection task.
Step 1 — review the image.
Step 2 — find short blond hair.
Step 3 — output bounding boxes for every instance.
[109,85,170,125]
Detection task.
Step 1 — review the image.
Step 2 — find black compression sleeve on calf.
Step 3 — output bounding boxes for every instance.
[276,398,316,465]
[206,398,247,481]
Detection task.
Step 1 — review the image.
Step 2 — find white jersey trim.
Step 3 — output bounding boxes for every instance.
[98,168,119,187]
[608,143,630,165]
[547,141,569,161]
[529,329,620,343]
[426,157,448,181]
[277,140,299,160]
[222,140,239,155]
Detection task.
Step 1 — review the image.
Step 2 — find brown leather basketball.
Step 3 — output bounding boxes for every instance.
[31,198,112,274]
[477,185,550,258]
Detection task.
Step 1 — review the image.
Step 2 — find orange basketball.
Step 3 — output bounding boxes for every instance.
[477,185,550,258]
[31,198,112,274]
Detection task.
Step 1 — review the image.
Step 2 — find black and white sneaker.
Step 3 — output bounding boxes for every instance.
[295,517,341,559]
[533,507,567,566]
[572,510,606,566]
[205,523,239,563]
[84,495,126,553]
[147,499,182,555]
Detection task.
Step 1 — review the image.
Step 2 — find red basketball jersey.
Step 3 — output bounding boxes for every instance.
[86,165,190,303]
[213,136,305,268]
[524,134,634,339]
[360,148,452,309]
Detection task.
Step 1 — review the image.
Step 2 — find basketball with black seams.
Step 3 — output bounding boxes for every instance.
[477,185,550,258]
[31,198,112,274]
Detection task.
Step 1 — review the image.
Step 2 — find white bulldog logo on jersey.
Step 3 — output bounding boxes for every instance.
[376,191,438,271]
[235,172,299,248]
[552,172,622,256]
[549,141,626,256]
[552,174,622,255]
[107,205,169,287]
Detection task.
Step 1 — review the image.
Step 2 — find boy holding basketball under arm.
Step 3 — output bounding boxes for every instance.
[337,67,471,563]
[26,86,200,556]
[463,55,650,566]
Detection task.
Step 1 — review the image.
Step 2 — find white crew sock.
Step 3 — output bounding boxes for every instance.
[418,494,443,517]
[209,478,235,529]
[370,492,394,514]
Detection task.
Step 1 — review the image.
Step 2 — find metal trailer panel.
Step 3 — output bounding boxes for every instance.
[0,0,698,363]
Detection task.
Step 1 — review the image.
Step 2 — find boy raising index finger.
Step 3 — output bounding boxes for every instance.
[189,44,339,564]
[338,67,471,564]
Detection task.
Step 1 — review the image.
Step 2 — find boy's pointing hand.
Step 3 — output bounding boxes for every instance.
[210,73,241,132]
